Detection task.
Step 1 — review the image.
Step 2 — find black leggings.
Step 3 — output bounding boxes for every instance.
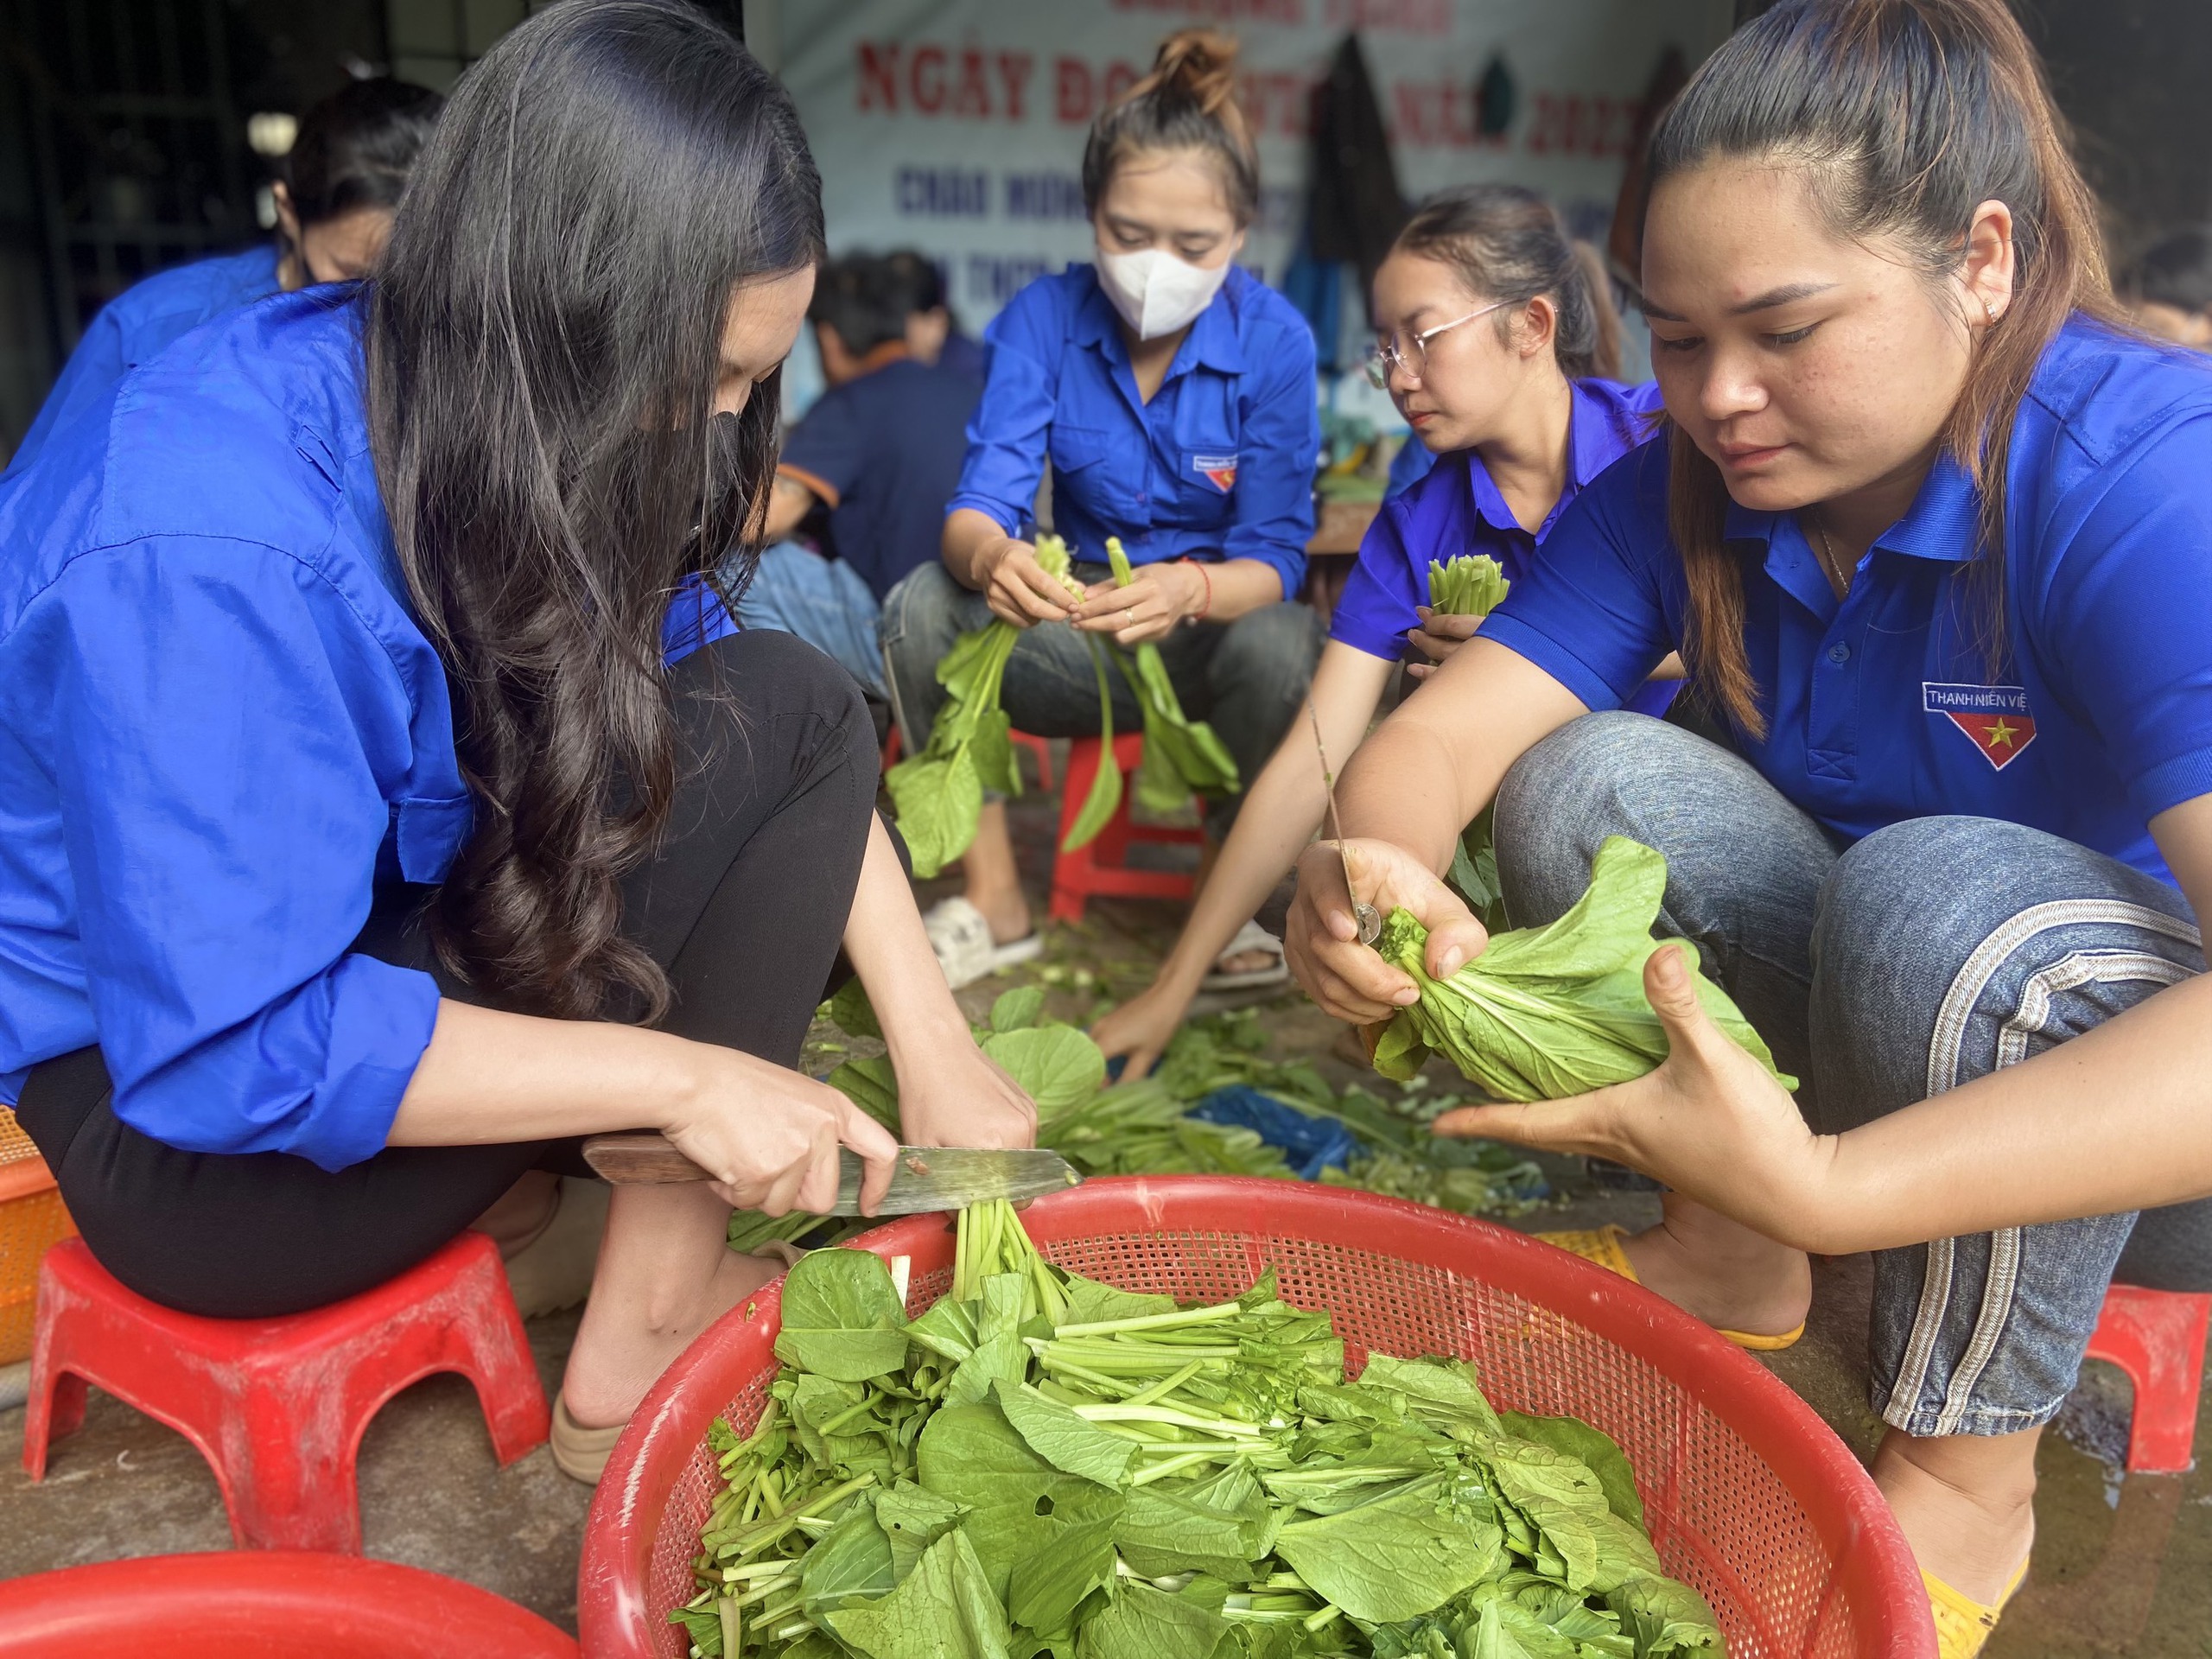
[16,630,879,1319]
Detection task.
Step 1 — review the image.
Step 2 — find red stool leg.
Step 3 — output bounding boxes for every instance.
[437,1235,552,1465]
[2083,1285,2211,1474]
[1049,739,1105,924]
[1013,730,1053,791]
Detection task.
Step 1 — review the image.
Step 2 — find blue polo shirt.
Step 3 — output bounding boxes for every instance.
[947,264,1318,597]
[778,353,980,602]
[8,244,283,477]
[1332,378,1675,717]
[1484,318,2212,884]
[0,287,733,1170]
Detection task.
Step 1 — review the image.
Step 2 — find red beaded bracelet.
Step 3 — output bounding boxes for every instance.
[1191,560,1213,625]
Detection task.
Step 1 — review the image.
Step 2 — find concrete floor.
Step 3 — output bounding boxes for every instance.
[2,779,2205,1651]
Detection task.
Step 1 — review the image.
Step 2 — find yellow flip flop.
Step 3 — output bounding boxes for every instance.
[1535,1224,1806,1351]
[1923,1554,2030,1658]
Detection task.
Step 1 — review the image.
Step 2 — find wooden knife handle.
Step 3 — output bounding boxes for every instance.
[582,1131,712,1185]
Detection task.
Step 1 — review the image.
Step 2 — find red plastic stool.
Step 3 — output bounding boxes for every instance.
[22,1231,550,1550]
[2082,1283,2211,1473]
[0,1550,577,1656]
[1048,733,1205,923]
[880,725,1054,790]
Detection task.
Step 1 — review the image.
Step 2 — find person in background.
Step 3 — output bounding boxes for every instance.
[1094,186,1675,1077]
[883,29,1322,990]
[883,249,988,384]
[8,76,441,475]
[741,253,982,696]
[2120,224,2212,348]
[1283,1,2212,1647]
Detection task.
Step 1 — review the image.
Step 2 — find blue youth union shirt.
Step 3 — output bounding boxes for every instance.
[1332,378,1676,717]
[1484,317,2212,884]
[0,288,734,1169]
[946,263,1319,597]
[7,244,282,478]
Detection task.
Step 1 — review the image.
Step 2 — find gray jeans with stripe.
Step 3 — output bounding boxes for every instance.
[1497,711,2212,1439]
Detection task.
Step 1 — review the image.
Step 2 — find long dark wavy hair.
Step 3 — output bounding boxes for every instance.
[1649,0,2116,735]
[365,0,823,1020]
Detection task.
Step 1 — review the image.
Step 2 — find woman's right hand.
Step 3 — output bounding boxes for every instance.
[1090,976,1196,1081]
[664,1047,900,1217]
[1405,607,1483,682]
[978,537,1082,629]
[1284,837,1488,1023]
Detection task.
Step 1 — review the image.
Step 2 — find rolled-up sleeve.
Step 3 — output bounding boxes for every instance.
[1328,498,1422,660]
[45,539,441,1171]
[1220,321,1319,599]
[944,283,1061,537]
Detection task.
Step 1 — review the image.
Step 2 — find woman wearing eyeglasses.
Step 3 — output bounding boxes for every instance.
[1093,184,1680,1077]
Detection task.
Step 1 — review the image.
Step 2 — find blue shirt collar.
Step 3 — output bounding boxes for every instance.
[1071,264,1247,378]
[1723,450,1981,564]
[1462,378,1622,535]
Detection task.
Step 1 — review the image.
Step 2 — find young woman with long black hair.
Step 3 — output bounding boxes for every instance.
[1283,0,2212,1648]
[1093,184,1677,1076]
[0,0,1032,1483]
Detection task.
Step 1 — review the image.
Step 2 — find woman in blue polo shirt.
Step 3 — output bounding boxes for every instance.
[0,2,1030,1485]
[8,77,441,476]
[1284,0,2212,1645]
[1095,184,1675,1077]
[880,29,1323,987]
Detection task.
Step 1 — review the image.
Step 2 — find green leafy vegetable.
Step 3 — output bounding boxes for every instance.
[1371,836,1796,1101]
[679,1202,1724,1659]
[1425,557,1510,928]
[1105,537,1240,809]
[888,536,1083,877]
[1062,635,1126,854]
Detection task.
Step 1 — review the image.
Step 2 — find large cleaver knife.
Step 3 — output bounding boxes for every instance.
[581,1133,1081,1215]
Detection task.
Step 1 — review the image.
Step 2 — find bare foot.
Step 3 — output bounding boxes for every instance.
[959,804,1033,944]
[1213,947,1276,976]
[1874,1427,2038,1604]
[561,1230,783,1429]
[1618,1193,1811,1340]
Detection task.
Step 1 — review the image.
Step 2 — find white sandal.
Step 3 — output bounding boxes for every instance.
[924,896,1043,990]
[1201,919,1290,993]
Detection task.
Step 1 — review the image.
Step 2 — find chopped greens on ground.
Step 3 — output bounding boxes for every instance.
[733,993,1548,1262]
[677,1201,1723,1659]
[1370,837,1796,1102]
[1424,556,1510,927]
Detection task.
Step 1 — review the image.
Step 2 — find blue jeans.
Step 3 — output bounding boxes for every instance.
[880,561,1323,837]
[730,542,887,698]
[1497,712,2212,1437]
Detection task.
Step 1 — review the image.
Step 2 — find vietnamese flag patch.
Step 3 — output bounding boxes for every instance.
[1923,682,2037,770]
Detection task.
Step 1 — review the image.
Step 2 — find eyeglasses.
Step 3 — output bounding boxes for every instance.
[1362,298,1512,389]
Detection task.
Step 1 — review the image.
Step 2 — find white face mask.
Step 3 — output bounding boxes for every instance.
[1094,245,1231,340]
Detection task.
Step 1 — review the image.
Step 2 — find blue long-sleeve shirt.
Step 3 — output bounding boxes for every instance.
[8,245,282,477]
[0,288,733,1170]
[946,264,1319,598]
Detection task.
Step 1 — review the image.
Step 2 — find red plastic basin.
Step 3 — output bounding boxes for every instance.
[580,1177,1935,1658]
[0,1551,577,1656]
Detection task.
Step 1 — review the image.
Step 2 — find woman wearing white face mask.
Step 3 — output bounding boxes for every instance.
[881,29,1324,987]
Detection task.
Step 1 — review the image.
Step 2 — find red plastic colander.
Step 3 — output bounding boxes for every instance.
[579,1178,1934,1659]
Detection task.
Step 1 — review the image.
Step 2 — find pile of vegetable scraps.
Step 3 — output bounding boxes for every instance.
[676,1199,1724,1659]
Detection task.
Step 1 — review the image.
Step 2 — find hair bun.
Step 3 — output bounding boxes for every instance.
[1150,28,1239,117]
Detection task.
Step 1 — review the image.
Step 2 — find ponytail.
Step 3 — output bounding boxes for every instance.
[1081,29,1258,226]
[1649,0,2118,736]
[1393,184,1621,380]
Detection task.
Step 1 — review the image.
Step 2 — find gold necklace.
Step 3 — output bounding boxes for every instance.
[1809,518,1850,595]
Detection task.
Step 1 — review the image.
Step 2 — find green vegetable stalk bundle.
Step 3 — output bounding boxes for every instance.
[677,1199,1724,1659]
[887,537,1084,878]
[1061,538,1241,855]
[1424,556,1510,925]
[1371,837,1795,1103]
